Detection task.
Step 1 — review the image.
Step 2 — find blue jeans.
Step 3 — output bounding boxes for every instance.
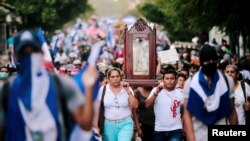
[154,129,183,141]
[103,117,134,141]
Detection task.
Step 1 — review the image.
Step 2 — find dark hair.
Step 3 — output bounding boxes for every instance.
[237,72,243,81]
[218,61,229,71]
[161,64,175,74]
[99,72,107,82]
[162,66,177,79]
[199,44,218,65]
[177,72,187,80]
[0,66,9,72]
[107,67,121,78]
[144,86,153,91]
[112,62,123,69]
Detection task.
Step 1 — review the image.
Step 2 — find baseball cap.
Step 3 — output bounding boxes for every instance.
[73,59,81,65]
[14,29,42,53]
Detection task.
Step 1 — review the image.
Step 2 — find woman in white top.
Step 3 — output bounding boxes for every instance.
[225,64,250,125]
[96,67,138,141]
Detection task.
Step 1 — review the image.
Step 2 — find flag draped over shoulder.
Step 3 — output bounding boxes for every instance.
[187,70,232,125]
[6,53,58,141]
[73,41,105,100]
[37,27,54,72]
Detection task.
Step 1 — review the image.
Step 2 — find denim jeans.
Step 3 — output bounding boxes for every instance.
[154,129,183,141]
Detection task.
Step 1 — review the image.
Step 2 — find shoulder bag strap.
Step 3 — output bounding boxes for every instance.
[101,86,106,108]
[223,74,229,93]
[223,74,230,125]
[241,81,247,103]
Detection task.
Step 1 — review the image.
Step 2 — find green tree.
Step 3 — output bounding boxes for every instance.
[138,0,198,42]
[7,0,92,31]
[139,0,250,54]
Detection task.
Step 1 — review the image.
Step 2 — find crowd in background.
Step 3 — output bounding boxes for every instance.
[0,15,250,141]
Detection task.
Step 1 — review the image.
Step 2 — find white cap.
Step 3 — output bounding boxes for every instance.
[73,59,81,65]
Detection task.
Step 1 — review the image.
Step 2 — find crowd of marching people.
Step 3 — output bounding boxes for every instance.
[0,15,250,141]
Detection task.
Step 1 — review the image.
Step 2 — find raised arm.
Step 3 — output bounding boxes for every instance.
[145,83,163,108]
[72,66,99,131]
[122,82,138,109]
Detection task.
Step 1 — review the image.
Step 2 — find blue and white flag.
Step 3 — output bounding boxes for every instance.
[6,53,59,141]
[51,36,59,56]
[187,70,232,125]
[73,41,105,100]
[37,27,54,71]
[37,27,52,61]
[106,24,115,48]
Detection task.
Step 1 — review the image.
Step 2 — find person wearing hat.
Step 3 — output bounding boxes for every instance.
[0,29,99,141]
[73,59,82,70]
[182,44,238,141]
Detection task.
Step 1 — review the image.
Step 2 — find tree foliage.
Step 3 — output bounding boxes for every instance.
[138,0,198,41]
[139,0,250,53]
[7,0,92,31]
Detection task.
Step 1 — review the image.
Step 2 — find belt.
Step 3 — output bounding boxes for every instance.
[105,116,131,123]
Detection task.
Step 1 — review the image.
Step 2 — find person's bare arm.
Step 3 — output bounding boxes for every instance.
[156,57,162,76]
[183,98,195,141]
[122,82,138,109]
[93,101,101,129]
[132,109,143,138]
[145,93,157,108]
[72,66,99,131]
[145,83,163,108]
[127,93,138,109]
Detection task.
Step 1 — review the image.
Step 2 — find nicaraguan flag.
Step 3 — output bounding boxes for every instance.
[6,53,59,141]
[73,41,105,100]
[51,37,59,56]
[106,24,115,48]
[37,27,54,72]
[187,70,232,125]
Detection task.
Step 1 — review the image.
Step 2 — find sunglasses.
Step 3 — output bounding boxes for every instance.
[114,97,120,109]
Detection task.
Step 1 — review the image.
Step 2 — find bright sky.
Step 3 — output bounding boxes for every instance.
[89,0,137,18]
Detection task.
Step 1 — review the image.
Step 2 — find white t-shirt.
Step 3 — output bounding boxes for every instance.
[97,84,133,120]
[234,81,250,125]
[148,87,183,131]
[240,70,250,80]
[54,53,68,64]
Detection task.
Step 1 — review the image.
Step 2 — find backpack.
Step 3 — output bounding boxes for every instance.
[241,80,250,125]
[1,73,71,141]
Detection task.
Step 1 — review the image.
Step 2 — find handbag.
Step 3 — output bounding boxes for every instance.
[98,85,106,134]
[241,81,250,125]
